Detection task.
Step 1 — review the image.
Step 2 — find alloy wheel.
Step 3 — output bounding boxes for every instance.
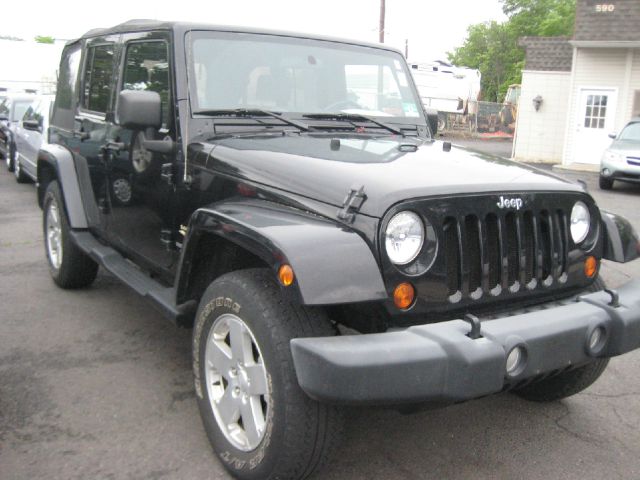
[204,313,270,451]
[46,202,63,269]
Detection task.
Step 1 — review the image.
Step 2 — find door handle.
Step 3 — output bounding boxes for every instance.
[73,130,90,140]
[73,116,89,140]
[100,141,126,154]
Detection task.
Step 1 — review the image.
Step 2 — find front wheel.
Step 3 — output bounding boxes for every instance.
[193,269,343,480]
[599,176,614,190]
[513,277,609,402]
[6,144,15,171]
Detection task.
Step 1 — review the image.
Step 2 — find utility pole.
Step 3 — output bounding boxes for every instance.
[405,39,408,59]
[379,0,385,43]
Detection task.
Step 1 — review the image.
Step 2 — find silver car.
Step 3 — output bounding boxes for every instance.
[600,117,640,190]
[0,93,36,171]
[13,95,55,183]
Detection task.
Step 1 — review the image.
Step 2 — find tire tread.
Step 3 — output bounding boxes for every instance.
[43,181,98,289]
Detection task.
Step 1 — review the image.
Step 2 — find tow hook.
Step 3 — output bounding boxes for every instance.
[464,313,482,339]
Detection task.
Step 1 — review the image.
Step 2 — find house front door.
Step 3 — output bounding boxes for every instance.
[573,88,617,165]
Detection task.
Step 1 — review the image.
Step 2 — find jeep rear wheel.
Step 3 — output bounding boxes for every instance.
[193,269,343,480]
[43,181,99,289]
[513,277,609,402]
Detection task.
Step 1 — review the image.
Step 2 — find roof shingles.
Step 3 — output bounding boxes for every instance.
[574,0,640,42]
[519,37,573,71]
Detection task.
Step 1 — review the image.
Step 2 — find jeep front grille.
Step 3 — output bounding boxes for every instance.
[442,209,569,302]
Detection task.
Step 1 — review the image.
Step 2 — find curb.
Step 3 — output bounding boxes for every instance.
[552,163,599,174]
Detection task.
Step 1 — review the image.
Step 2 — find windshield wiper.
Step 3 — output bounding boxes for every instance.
[302,112,404,136]
[193,108,309,132]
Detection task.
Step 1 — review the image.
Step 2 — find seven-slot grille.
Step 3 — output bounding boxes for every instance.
[443,209,569,303]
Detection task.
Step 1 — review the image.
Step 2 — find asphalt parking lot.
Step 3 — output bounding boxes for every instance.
[1,146,640,480]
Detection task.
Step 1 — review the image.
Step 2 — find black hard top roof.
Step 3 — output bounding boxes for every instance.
[76,19,402,55]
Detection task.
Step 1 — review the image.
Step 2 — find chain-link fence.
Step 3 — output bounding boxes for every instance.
[421,96,517,137]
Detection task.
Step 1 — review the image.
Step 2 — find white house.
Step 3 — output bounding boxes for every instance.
[514,0,640,168]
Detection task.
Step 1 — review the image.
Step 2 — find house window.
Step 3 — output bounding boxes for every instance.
[583,94,607,129]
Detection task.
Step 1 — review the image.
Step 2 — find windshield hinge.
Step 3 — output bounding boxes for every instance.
[337,185,366,223]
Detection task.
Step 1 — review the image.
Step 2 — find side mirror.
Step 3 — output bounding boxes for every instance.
[117,90,162,130]
[425,107,438,136]
[608,132,617,139]
[23,119,42,132]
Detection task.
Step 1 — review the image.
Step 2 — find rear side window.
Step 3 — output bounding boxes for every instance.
[55,44,82,110]
[52,43,82,129]
[23,100,47,126]
[82,44,115,113]
[121,41,170,126]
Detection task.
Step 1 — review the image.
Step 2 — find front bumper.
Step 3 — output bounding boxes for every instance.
[291,279,640,405]
[601,156,640,183]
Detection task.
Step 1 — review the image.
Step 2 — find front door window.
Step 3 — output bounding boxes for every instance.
[583,94,607,129]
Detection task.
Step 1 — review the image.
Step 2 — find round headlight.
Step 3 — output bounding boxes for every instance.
[570,201,590,244]
[385,211,424,265]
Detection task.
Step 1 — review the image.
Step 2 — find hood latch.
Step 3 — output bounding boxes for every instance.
[337,185,366,223]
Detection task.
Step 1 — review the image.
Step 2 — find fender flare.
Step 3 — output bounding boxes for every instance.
[37,144,88,229]
[177,198,387,305]
[601,210,640,263]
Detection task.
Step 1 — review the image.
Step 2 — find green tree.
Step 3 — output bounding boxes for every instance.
[34,35,55,44]
[448,0,575,102]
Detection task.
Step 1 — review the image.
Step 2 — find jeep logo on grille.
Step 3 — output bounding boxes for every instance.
[496,196,524,210]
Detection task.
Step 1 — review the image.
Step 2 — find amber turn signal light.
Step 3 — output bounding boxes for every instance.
[584,256,597,278]
[278,264,295,286]
[393,282,415,310]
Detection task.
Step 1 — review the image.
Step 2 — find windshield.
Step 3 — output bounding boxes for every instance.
[618,122,640,141]
[188,31,423,121]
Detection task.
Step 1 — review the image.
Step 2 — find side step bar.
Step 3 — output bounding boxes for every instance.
[70,231,196,326]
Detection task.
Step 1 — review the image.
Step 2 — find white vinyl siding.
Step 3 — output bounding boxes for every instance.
[563,48,633,165]
[514,71,570,163]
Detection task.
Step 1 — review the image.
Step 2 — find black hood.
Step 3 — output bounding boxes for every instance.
[202,134,581,218]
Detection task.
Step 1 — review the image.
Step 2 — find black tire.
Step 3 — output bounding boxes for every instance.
[193,268,343,480]
[6,143,15,172]
[513,277,609,402]
[14,157,30,183]
[599,176,614,190]
[43,181,99,289]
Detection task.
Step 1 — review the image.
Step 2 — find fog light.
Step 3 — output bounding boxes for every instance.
[602,168,611,177]
[587,326,606,354]
[584,256,597,278]
[393,282,415,310]
[506,346,526,376]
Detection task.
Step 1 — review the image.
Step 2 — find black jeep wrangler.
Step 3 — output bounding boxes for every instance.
[39,20,640,480]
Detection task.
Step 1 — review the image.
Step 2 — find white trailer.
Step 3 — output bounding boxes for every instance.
[408,60,481,115]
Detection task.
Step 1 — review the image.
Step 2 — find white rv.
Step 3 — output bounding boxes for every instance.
[408,60,481,117]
